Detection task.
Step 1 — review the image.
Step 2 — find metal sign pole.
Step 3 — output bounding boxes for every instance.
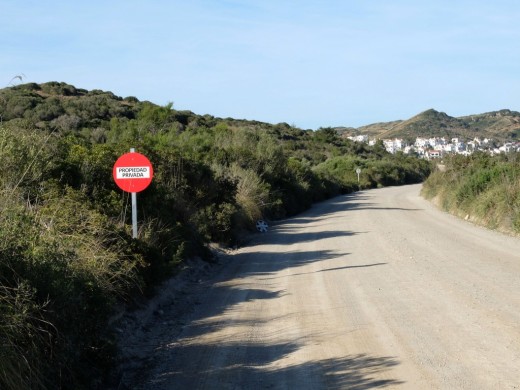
[131,192,137,238]
[130,148,138,238]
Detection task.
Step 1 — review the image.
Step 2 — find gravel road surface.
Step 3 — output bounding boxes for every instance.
[123,184,520,389]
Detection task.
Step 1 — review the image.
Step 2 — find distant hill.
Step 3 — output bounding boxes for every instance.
[2,82,519,142]
[337,109,520,141]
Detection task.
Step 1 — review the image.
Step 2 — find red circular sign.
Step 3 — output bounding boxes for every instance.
[113,152,153,193]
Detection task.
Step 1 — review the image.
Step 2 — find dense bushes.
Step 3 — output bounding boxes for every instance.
[422,153,520,234]
[0,169,144,388]
[314,152,431,192]
[0,82,432,389]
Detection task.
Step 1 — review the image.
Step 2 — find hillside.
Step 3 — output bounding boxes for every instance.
[3,82,519,142]
[339,109,520,141]
[0,81,432,390]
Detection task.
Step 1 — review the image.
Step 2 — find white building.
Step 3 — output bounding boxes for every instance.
[425,150,443,159]
[383,138,406,154]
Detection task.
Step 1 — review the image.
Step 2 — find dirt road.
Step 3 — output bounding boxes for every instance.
[124,184,520,389]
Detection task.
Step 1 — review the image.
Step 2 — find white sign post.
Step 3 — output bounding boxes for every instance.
[130,148,138,238]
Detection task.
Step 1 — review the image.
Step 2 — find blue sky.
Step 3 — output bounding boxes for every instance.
[2,1,520,129]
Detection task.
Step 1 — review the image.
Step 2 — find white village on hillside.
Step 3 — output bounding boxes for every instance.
[347,135,520,159]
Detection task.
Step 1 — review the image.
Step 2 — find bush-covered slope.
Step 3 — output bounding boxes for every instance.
[0,82,432,389]
[422,153,520,235]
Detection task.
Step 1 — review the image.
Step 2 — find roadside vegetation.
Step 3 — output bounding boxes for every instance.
[422,153,520,235]
[0,81,431,389]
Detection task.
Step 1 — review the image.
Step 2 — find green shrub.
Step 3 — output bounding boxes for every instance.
[423,153,520,234]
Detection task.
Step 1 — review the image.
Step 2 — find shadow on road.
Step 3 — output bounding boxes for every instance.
[261,262,388,280]
[281,191,422,227]
[154,340,403,390]
[271,228,360,244]
[237,249,351,277]
[134,250,401,388]
[126,190,404,389]
[318,263,387,272]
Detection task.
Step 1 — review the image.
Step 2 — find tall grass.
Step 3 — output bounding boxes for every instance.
[0,189,49,390]
[0,125,143,388]
[0,282,50,390]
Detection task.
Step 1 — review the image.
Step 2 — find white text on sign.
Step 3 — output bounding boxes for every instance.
[116,167,150,179]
